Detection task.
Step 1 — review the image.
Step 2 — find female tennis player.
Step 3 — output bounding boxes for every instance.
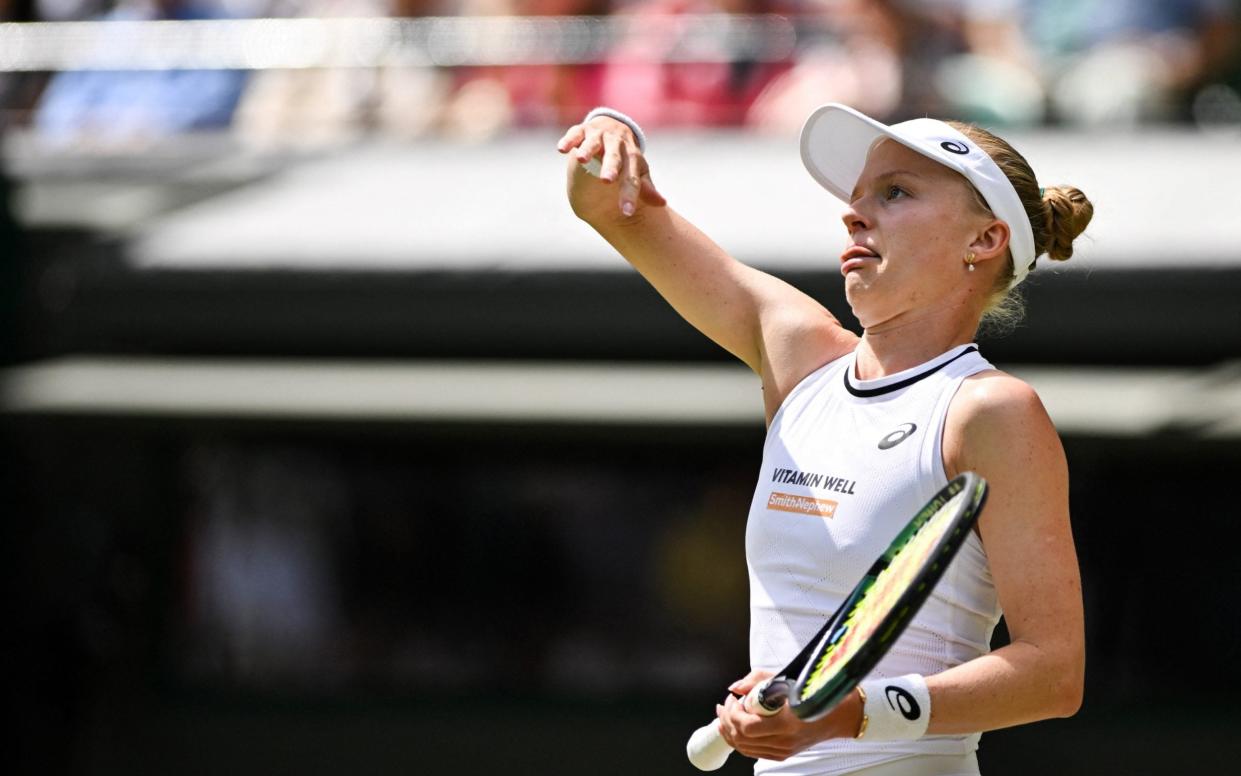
[558,104,1090,776]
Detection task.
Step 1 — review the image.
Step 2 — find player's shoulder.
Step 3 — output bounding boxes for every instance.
[952,368,1052,430]
[944,369,1063,478]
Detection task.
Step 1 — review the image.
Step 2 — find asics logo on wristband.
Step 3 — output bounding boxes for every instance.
[884,686,922,720]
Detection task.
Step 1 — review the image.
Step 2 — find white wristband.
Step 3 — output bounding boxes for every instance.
[857,674,931,741]
[583,107,647,153]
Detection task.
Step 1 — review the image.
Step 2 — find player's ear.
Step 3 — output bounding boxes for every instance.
[969,219,1010,264]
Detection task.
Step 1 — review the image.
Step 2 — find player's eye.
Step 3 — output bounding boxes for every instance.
[884,185,907,200]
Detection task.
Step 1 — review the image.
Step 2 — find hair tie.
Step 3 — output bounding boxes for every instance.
[1039,187,1046,198]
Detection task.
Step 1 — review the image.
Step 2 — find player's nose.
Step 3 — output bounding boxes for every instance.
[841,201,872,236]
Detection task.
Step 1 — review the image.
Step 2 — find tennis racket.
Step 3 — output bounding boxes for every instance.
[686,471,989,770]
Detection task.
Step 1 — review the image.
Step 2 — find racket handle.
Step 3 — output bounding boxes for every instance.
[686,679,788,771]
[686,721,733,771]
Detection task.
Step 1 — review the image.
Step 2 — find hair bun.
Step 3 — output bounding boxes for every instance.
[1041,186,1093,262]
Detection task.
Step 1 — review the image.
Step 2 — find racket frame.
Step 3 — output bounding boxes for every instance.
[784,472,988,721]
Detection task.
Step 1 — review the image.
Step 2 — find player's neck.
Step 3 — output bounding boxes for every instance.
[855,310,977,380]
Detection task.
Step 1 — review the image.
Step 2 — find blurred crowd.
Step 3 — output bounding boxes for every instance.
[1,0,1239,149]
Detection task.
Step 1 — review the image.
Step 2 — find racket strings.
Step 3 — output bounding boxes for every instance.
[799,493,966,699]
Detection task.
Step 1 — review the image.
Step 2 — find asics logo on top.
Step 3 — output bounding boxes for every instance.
[878,423,917,450]
[940,140,969,155]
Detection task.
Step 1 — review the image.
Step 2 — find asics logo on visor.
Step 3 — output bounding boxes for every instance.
[940,140,969,155]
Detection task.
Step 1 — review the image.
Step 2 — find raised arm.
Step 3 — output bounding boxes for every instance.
[558,115,857,420]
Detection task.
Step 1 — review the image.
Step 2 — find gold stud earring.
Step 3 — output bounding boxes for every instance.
[966,252,976,272]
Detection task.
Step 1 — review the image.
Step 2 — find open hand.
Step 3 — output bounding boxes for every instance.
[558,115,666,219]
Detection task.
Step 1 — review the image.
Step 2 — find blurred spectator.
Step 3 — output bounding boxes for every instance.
[436,0,613,141]
[35,0,108,20]
[234,0,454,150]
[870,0,1043,125]
[1026,0,1240,126]
[33,0,249,149]
[184,445,349,682]
[920,0,1045,125]
[8,0,1236,148]
[747,0,1043,132]
[597,0,791,128]
[746,0,904,132]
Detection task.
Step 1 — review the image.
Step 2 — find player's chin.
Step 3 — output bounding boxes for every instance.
[843,272,878,310]
[843,260,882,283]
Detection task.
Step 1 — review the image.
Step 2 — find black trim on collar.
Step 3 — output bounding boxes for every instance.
[844,346,979,398]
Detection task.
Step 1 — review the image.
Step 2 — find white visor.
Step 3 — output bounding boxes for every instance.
[800,104,1037,289]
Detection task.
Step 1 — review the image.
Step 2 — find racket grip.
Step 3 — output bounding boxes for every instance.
[686,679,787,771]
[686,722,733,771]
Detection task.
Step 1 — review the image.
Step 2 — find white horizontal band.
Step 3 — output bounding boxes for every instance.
[584,107,647,153]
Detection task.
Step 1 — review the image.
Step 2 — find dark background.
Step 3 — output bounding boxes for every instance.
[7,419,1241,775]
[6,226,1241,774]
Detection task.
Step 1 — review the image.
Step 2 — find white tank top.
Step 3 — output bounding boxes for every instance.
[746,343,1002,775]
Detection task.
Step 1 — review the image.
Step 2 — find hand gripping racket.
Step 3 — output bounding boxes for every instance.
[686,472,989,770]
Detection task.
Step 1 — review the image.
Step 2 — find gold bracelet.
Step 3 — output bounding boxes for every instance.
[854,685,869,739]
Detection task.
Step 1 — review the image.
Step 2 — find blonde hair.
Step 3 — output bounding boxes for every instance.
[945,121,1095,331]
